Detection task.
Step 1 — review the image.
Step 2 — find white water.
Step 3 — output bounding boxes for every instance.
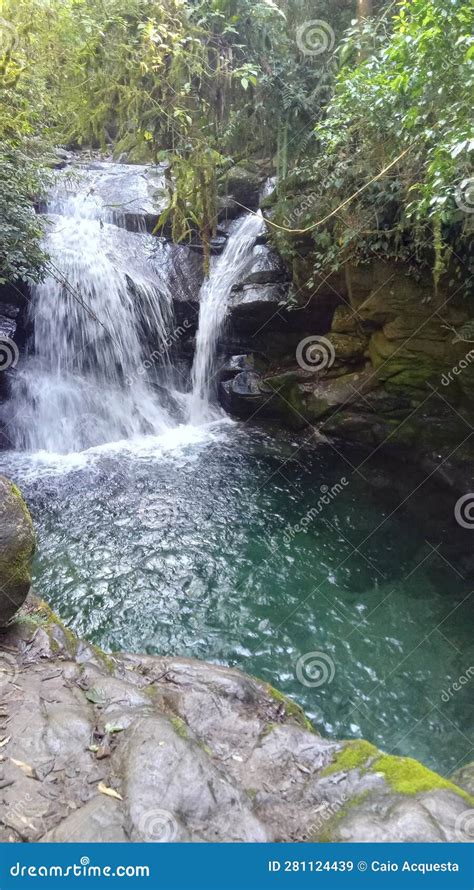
[9,168,181,454]
[189,212,265,424]
[7,162,265,455]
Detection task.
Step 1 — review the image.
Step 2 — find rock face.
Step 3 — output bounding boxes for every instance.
[220,259,474,495]
[47,160,172,234]
[0,596,472,844]
[0,477,36,625]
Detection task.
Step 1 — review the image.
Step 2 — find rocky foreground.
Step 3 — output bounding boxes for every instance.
[0,477,473,843]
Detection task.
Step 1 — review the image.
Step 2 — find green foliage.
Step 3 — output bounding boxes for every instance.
[0,0,49,282]
[0,149,46,284]
[3,0,471,295]
[1,0,349,260]
[273,0,473,292]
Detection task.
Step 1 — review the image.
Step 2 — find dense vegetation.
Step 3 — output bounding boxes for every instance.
[0,0,472,286]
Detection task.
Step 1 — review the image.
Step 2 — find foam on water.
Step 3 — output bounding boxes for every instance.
[8,169,177,454]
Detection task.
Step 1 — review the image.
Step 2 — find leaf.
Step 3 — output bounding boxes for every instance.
[85,686,107,704]
[11,758,36,777]
[98,781,123,801]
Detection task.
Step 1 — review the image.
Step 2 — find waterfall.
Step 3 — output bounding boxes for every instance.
[9,164,179,454]
[189,212,265,424]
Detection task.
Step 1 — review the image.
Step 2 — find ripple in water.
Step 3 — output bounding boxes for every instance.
[3,426,472,775]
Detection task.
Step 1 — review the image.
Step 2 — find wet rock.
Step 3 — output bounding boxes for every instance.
[234,244,289,288]
[219,354,255,382]
[49,162,171,234]
[451,762,474,796]
[0,598,472,844]
[220,371,272,418]
[218,165,262,213]
[0,478,36,625]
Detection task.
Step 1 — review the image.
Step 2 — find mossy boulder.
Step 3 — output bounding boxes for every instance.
[218,164,262,211]
[0,476,36,625]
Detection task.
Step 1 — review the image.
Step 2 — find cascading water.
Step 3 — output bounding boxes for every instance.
[7,160,266,453]
[189,212,265,424]
[9,164,180,454]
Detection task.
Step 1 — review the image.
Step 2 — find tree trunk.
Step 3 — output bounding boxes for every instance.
[357,0,373,60]
[357,0,373,20]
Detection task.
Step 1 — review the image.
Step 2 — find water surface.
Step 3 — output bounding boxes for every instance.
[3,422,472,775]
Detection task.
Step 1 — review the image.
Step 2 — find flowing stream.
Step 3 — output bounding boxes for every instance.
[189,212,265,423]
[9,164,180,453]
[1,162,472,775]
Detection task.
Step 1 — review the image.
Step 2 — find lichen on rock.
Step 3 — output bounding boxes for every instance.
[0,476,36,626]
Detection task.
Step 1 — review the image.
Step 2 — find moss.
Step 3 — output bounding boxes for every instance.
[0,482,35,594]
[322,740,379,776]
[28,599,78,657]
[372,754,474,803]
[9,482,35,531]
[322,740,474,805]
[90,643,116,674]
[266,683,315,732]
[170,715,189,740]
[261,721,278,738]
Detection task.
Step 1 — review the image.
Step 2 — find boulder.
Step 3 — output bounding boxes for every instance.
[218,354,256,382]
[451,762,474,797]
[233,244,289,288]
[218,165,262,212]
[0,599,472,843]
[0,477,36,625]
[220,370,273,418]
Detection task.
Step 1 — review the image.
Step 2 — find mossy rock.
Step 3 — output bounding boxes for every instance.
[322,739,473,803]
[218,165,261,210]
[326,333,369,363]
[0,477,36,626]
